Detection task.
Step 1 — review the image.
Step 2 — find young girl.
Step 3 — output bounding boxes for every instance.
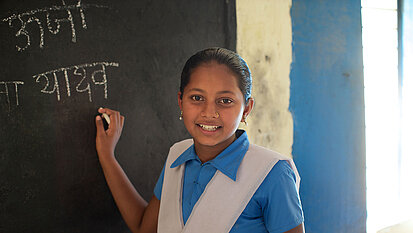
[95,48,304,233]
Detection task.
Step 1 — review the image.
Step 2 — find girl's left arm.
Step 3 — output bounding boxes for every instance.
[261,161,304,233]
[284,223,305,233]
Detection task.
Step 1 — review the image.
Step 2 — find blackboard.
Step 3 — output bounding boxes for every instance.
[0,0,236,232]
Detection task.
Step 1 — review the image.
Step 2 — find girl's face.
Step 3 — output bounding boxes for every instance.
[178,62,253,153]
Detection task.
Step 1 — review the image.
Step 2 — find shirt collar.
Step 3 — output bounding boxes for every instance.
[170,130,250,181]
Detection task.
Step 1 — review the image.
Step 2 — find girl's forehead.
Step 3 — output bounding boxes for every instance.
[188,64,238,87]
[194,61,232,73]
[184,65,243,97]
[191,62,236,80]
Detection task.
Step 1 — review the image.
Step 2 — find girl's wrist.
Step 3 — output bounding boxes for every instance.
[97,151,116,163]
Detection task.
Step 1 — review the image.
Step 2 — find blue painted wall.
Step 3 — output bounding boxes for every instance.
[290,1,366,232]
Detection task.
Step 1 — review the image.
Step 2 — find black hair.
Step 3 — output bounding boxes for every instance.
[180,47,252,103]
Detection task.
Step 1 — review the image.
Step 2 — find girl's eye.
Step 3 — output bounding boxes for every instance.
[218,98,233,104]
[191,95,203,101]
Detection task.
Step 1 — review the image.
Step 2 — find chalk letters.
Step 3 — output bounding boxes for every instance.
[1,2,119,111]
[0,81,24,110]
[33,62,119,102]
[2,0,107,51]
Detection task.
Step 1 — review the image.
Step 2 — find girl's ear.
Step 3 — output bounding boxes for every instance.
[243,97,254,118]
[178,92,183,110]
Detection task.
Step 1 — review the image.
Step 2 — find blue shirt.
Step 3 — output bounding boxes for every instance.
[154,131,304,233]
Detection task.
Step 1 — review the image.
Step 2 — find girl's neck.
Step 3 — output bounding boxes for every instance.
[194,134,236,163]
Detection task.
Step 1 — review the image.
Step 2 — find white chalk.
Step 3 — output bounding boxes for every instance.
[102,113,110,124]
[99,107,110,124]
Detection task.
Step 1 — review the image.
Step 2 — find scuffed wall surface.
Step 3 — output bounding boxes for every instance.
[236,0,293,157]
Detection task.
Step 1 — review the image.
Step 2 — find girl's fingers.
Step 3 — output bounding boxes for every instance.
[108,112,119,130]
[109,111,117,126]
[119,116,125,130]
[95,115,106,136]
[95,108,124,156]
[98,108,124,132]
[98,107,107,114]
[99,107,122,118]
[99,107,116,115]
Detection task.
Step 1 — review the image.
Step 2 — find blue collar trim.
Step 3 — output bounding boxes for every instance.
[170,130,250,181]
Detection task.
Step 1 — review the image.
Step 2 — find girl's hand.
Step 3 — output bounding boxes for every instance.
[95,108,125,159]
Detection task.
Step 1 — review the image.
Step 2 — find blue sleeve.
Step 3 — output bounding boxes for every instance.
[153,163,166,200]
[262,160,304,233]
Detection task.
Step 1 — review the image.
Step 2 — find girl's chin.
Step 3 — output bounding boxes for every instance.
[192,133,236,149]
[193,137,221,147]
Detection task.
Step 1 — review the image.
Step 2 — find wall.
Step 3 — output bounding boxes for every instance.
[236,0,293,157]
[237,1,366,231]
[290,0,366,232]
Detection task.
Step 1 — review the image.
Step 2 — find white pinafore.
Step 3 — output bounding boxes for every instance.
[158,139,300,233]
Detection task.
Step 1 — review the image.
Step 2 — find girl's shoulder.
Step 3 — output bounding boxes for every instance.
[247,143,291,161]
[270,160,297,179]
[252,159,299,204]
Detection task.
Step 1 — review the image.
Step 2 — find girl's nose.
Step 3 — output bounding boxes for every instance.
[201,102,219,118]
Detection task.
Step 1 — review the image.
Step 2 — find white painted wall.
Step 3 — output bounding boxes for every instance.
[236,0,293,157]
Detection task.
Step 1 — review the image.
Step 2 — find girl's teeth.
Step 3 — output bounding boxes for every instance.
[199,124,219,131]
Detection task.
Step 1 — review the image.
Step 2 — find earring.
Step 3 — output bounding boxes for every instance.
[242,116,248,126]
[179,111,183,120]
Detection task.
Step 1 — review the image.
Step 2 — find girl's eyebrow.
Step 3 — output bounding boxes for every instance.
[217,90,236,95]
[187,88,235,95]
[187,88,205,93]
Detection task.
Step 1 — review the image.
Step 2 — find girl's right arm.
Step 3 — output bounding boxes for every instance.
[95,108,159,233]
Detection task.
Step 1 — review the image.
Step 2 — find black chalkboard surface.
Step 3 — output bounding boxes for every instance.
[0,0,236,232]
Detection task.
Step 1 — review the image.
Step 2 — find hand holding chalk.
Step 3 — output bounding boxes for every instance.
[101,112,110,124]
[95,107,125,157]
[99,107,110,130]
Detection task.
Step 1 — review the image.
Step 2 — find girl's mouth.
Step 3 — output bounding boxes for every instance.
[197,124,222,132]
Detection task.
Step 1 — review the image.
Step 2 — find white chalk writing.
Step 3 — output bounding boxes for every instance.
[33,62,119,102]
[0,81,24,110]
[2,0,108,51]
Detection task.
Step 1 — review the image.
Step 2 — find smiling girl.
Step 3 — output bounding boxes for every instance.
[95,48,304,233]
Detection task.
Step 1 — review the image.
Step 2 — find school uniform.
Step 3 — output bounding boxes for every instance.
[154,130,304,233]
